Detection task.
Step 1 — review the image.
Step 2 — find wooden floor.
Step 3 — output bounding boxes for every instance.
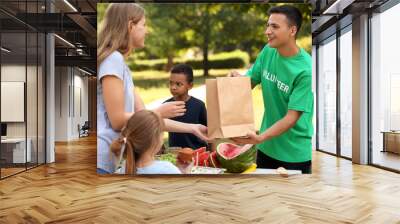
[1,167,26,178]
[1,163,45,178]
[373,151,400,171]
[0,136,400,223]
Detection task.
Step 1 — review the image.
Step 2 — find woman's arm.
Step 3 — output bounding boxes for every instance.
[102,76,133,131]
[164,119,210,142]
[134,88,146,112]
[104,76,190,130]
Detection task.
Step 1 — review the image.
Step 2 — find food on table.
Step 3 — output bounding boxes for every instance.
[177,148,193,163]
[276,167,289,177]
[193,147,206,154]
[216,143,256,173]
[193,150,209,167]
[190,166,226,174]
[156,152,177,165]
[175,148,193,174]
[241,163,257,174]
[208,151,221,168]
[157,145,261,175]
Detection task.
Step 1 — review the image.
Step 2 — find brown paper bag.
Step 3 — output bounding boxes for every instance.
[206,77,255,139]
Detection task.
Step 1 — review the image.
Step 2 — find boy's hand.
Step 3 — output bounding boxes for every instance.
[227,70,243,77]
[156,101,186,119]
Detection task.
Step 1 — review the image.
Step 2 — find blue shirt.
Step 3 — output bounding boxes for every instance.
[97,51,134,173]
[164,96,207,149]
[137,161,181,174]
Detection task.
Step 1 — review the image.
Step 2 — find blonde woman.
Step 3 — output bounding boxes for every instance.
[97,3,208,174]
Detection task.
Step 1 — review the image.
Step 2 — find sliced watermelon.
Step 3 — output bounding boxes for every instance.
[193,147,206,154]
[216,143,256,173]
[193,151,209,166]
[208,151,220,168]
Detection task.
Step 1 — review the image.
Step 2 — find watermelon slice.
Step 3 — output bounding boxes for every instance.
[193,151,209,167]
[216,143,256,173]
[208,151,220,168]
[193,147,206,154]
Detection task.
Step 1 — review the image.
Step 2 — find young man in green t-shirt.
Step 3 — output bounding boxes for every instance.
[230,5,313,173]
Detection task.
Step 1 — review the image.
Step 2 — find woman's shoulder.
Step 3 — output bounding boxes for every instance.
[98,51,127,78]
[104,51,124,63]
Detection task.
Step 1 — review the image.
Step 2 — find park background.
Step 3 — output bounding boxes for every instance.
[97,3,312,145]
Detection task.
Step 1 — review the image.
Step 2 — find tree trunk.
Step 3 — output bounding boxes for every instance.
[203,41,209,77]
[202,6,210,77]
[165,54,174,71]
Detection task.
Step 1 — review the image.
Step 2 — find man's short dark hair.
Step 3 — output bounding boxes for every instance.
[171,64,194,83]
[269,5,302,36]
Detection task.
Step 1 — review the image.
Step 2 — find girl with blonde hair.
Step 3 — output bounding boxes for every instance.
[111,110,181,175]
[97,3,208,174]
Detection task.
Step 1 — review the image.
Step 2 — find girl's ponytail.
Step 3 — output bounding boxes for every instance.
[110,136,125,157]
[110,110,164,174]
[110,135,137,175]
[125,141,136,175]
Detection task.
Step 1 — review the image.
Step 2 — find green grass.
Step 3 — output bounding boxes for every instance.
[133,68,264,132]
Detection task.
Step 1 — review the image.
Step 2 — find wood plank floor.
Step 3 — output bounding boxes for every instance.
[373,151,400,171]
[1,167,26,178]
[0,135,400,223]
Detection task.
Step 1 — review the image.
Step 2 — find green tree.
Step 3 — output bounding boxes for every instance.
[98,3,312,74]
[97,3,108,25]
[143,3,311,75]
[142,5,188,71]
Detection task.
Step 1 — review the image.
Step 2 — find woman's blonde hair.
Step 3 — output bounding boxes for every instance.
[110,110,164,175]
[97,3,145,66]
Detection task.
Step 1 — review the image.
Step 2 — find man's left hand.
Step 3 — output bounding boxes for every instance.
[231,131,263,145]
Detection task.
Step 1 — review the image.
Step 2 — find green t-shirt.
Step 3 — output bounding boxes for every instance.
[246,45,313,163]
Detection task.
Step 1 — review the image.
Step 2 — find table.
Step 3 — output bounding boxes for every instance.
[1,138,32,164]
[381,131,400,154]
[250,168,302,175]
[188,166,302,175]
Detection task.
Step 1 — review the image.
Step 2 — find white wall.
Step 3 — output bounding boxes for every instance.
[1,63,46,164]
[54,66,89,141]
[1,65,28,138]
[312,45,317,150]
[75,71,89,139]
[55,66,69,141]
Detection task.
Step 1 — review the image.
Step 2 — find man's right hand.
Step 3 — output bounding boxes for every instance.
[227,70,243,77]
[155,101,186,119]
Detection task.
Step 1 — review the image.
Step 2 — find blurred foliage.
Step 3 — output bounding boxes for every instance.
[129,50,249,71]
[97,3,312,73]
[97,3,109,27]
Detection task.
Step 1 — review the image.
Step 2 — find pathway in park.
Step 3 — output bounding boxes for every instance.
[145,85,206,109]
